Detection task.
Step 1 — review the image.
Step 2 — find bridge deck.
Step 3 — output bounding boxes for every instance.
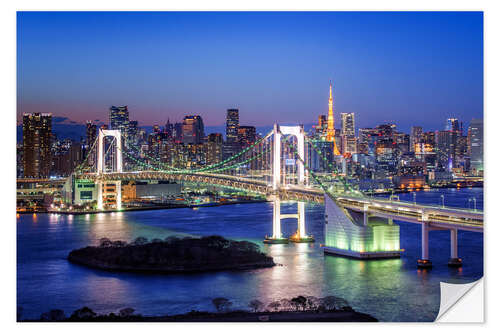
[76,171,483,232]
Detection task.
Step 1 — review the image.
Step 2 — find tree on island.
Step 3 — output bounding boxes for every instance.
[119,307,135,317]
[320,296,349,311]
[248,299,264,313]
[212,298,232,313]
[70,306,96,320]
[99,238,113,247]
[132,237,148,246]
[267,301,281,312]
[291,296,308,311]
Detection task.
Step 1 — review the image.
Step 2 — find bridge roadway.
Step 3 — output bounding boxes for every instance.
[77,171,483,232]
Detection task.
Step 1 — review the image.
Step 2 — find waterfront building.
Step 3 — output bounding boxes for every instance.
[52,142,85,177]
[17,143,23,178]
[22,113,52,178]
[326,82,341,155]
[468,118,483,174]
[182,115,205,144]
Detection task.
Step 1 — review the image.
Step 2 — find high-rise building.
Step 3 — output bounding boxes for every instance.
[128,120,139,143]
[340,113,356,154]
[436,130,457,172]
[410,126,423,152]
[206,133,223,165]
[446,118,460,132]
[317,115,327,135]
[468,118,483,173]
[182,115,205,144]
[326,82,340,155]
[165,119,173,139]
[86,121,97,147]
[109,106,129,136]
[173,122,183,142]
[226,109,239,144]
[340,113,355,137]
[238,126,256,148]
[22,113,52,178]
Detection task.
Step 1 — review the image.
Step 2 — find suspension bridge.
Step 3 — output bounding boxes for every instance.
[68,124,483,268]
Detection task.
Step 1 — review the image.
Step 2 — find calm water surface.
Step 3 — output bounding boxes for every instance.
[17,187,483,322]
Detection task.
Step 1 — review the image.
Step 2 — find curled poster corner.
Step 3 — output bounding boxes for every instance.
[435,278,483,322]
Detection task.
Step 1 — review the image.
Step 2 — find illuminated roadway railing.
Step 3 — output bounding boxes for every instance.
[335,195,483,232]
[76,171,483,231]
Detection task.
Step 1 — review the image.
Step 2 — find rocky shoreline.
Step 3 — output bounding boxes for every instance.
[68,235,275,273]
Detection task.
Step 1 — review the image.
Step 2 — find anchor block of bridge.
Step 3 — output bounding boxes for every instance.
[323,194,402,259]
[330,195,483,266]
[264,124,314,244]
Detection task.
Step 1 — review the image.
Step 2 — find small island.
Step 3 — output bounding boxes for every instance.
[68,235,275,273]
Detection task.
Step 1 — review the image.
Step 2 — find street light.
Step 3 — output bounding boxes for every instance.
[472,197,477,211]
[440,194,445,208]
[413,192,417,205]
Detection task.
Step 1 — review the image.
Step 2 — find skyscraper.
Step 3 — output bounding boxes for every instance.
[86,121,97,147]
[410,126,423,152]
[238,126,256,148]
[109,106,129,136]
[22,113,52,178]
[340,113,355,137]
[469,118,483,173]
[226,109,239,144]
[326,82,340,155]
[206,133,223,165]
[182,115,205,144]
[340,113,356,154]
[446,118,459,132]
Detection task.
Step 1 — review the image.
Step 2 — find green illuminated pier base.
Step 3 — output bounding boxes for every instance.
[323,195,401,259]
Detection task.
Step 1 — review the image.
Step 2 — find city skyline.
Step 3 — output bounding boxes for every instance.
[17,12,483,131]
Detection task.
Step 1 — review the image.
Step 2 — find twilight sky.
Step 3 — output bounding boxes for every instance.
[17,11,483,133]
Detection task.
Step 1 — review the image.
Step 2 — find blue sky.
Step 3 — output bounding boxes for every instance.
[17,11,483,133]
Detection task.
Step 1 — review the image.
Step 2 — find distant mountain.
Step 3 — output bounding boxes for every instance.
[16,123,316,143]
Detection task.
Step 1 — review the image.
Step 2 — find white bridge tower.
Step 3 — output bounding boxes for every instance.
[96,129,123,210]
[265,124,313,244]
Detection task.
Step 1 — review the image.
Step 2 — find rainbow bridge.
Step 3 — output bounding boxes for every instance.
[70,125,483,268]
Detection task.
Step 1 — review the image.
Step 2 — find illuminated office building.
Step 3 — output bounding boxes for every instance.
[22,113,52,178]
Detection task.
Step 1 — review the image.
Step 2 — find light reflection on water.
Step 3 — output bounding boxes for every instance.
[17,188,483,322]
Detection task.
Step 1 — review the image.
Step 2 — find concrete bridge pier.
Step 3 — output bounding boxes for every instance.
[418,223,432,268]
[448,228,463,267]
